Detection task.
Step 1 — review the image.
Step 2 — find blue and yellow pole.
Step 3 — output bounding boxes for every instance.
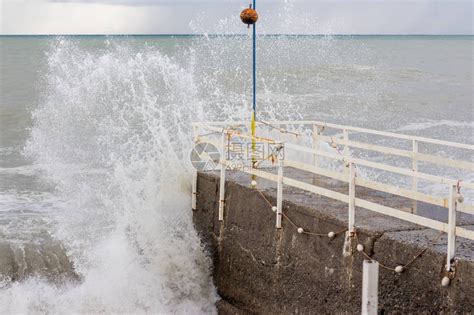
[240,1,259,173]
[251,0,257,170]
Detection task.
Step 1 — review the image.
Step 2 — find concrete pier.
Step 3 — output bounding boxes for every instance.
[193,170,474,314]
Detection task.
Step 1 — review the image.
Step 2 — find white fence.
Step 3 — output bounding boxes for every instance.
[191,120,474,275]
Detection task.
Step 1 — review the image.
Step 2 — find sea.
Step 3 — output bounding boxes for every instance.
[0,34,473,313]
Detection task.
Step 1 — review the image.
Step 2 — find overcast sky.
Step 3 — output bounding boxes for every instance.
[1,0,472,35]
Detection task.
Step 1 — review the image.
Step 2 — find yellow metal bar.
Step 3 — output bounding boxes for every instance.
[251,112,257,181]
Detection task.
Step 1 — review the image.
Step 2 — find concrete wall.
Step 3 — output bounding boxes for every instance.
[193,172,474,314]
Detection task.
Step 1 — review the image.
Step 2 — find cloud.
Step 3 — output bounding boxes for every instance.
[46,0,228,5]
[1,0,472,35]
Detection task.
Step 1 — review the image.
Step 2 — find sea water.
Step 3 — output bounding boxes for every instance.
[0,35,472,313]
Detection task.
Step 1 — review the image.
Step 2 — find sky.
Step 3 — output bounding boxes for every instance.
[0,0,472,35]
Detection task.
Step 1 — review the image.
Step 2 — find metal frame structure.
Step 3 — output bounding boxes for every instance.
[192,120,474,274]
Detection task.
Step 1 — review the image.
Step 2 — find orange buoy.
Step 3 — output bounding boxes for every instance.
[240,8,258,25]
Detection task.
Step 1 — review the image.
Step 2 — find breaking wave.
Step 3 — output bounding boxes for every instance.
[0,39,218,314]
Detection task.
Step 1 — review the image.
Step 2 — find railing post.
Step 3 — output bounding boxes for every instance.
[276,145,284,228]
[446,184,457,271]
[412,140,418,214]
[312,124,320,185]
[348,162,356,233]
[218,131,227,221]
[192,125,198,211]
[343,129,349,174]
[362,260,379,315]
[192,170,197,211]
[343,129,349,156]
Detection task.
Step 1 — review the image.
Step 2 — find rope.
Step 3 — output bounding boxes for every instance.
[255,187,273,208]
[456,180,462,194]
[282,211,347,237]
[353,229,445,272]
[253,145,283,167]
[258,120,302,137]
[313,122,353,166]
[252,182,448,273]
[195,124,243,141]
[254,186,346,238]
[197,131,221,138]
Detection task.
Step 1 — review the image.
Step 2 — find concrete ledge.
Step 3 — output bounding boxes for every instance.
[193,172,474,314]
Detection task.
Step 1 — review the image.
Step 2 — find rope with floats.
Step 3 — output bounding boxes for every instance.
[225,124,457,276]
[252,183,451,276]
[254,184,347,238]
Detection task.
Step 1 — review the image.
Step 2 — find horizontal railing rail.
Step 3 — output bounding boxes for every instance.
[192,120,474,282]
[193,120,474,150]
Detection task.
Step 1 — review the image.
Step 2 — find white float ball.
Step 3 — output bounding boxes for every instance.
[356,244,364,252]
[297,227,304,234]
[441,276,450,287]
[272,206,277,212]
[328,231,335,239]
[395,265,404,273]
[456,193,464,203]
[251,180,257,187]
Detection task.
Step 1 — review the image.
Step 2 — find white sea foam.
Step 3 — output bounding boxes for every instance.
[0,39,218,314]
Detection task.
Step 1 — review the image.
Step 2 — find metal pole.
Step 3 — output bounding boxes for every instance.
[251,0,257,170]
[252,0,256,117]
[362,260,379,315]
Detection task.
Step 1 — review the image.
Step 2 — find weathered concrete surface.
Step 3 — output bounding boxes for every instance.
[193,171,474,314]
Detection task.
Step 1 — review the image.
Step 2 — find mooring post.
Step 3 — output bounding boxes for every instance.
[276,145,284,228]
[446,184,457,271]
[348,162,356,233]
[362,260,379,315]
[412,140,418,214]
[218,131,227,221]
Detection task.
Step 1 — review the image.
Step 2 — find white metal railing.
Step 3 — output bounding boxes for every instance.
[191,120,474,278]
